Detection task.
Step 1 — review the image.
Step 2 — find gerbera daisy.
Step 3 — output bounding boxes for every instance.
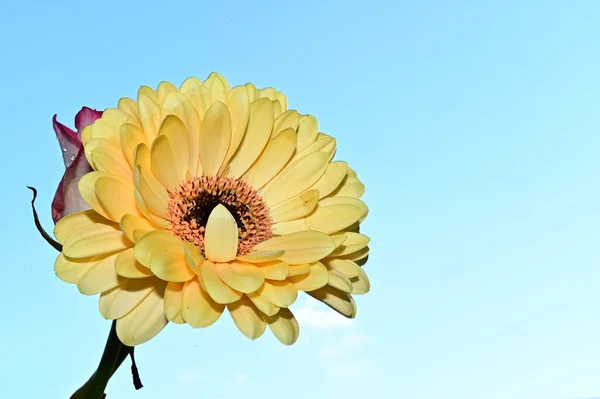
[54,73,370,346]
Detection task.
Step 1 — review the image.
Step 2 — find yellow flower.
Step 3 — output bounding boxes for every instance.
[53,73,370,346]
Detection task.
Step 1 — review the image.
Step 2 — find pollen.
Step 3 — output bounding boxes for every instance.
[166,176,273,255]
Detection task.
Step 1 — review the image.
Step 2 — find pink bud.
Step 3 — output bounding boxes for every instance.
[51,107,102,223]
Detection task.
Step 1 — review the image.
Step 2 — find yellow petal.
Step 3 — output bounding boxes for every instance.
[217,261,265,293]
[133,165,168,218]
[269,190,319,223]
[134,191,170,230]
[296,115,319,151]
[133,142,151,170]
[245,128,296,189]
[95,176,139,223]
[350,265,370,294]
[309,161,348,199]
[77,253,124,295]
[288,261,328,291]
[247,291,280,316]
[272,204,363,235]
[180,77,212,120]
[63,222,131,259]
[307,286,357,318]
[204,204,239,263]
[90,147,132,179]
[331,234,348,248]
[182,277,225,328]
[134,230,181,267]
[262,308,299,345]
[158,114,189,180]
[183,241,205,275]
[288,263,310,276]
[161,92,201,175]
[78,171,112,220]
[204,72,230,102]
[291,134,333,162]
[223,86,250,167]
[198,101,231,176]
[149,238,195,282]
[256,260,289,280]
[236,250,284,263]
[164,281,185,323]
[116,283,169,346]
[327,174,366,199]
[99,278,157,319]
[227,97,273,178]
[151,134,184,192]
[115,248,153,278]
[327,269,353,293]
[137,93,161,143]
[255,231,335,264]
[333,246,369,263]
[120,123,147,167]
[199,260,243,304]
[54,210,107,244]
[228,296,266,339]
[54,253,96,283]
[328,233,370,257]
[322,258,359,279]
[257,280,297,307]
[319,196,369,223]
[156,81,178,103]
[120,214,159,244]
[118,97,139,123]
[260,152,329,207]
[272,110,299,137]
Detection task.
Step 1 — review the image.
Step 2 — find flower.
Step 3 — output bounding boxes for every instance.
[53,73,370,346]
[52,107,103,222]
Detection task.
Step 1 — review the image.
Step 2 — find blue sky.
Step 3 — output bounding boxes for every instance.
[2,0,600,398]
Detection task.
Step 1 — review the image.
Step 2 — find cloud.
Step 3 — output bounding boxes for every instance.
[320,333,369,358]
[293,303,355,329]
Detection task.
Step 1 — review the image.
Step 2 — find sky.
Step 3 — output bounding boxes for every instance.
[1,0,600,398]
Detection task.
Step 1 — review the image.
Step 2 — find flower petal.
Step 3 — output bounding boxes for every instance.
[216,261,265,294]
[272,110,299,137]
[260,152,329,207]
[54,253,96,284]
[115,248,154,278]
[262,308,299,345]
[151,134,184,192]
[63,222,131,258]
[322,258,359,279]
[350,265,370,294]
[77,253,124,295]
[183,242,205,275]
[199,260,243,304]
[257,280,297,307]
[288,261,328,291]
[227,97,273,178]
[255,231,335,264]
[137,93,161,143]
[327,269,353,293]
[133,165,168,218]
[269,190,319,223]
[116,282,169,346]
[198,101,231,176]
[236,250,284,263]
[164,282,185,323]
[120,123,147,167]
[309,161,348,199]
[245,128,297,189]
[120,214,159,243]
[157,114,190,180]
[99,278,157,319]
[228,296,266,340]
[95,176,139,223]
[204,204,239,263]
[307,286,357,318]
[296,115,319,151]
[223,86,250,167]
[78,171,112,220]
[90,147,132,179]
[182,277,225,327]
[256,260,289,281]
[54,210,107,244]
[272,204,363,235]
[149,238,195,282]
[247,291,280,316]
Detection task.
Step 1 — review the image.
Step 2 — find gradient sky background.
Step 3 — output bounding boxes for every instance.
[2,0,600,398]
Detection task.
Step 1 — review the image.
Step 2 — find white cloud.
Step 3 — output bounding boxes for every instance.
[320,333,369,358]
[293,304,355,329]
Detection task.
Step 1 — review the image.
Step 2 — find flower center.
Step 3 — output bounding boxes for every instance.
[166,176,273,255]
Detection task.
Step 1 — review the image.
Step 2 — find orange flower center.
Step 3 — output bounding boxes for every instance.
[166,176,273,255]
